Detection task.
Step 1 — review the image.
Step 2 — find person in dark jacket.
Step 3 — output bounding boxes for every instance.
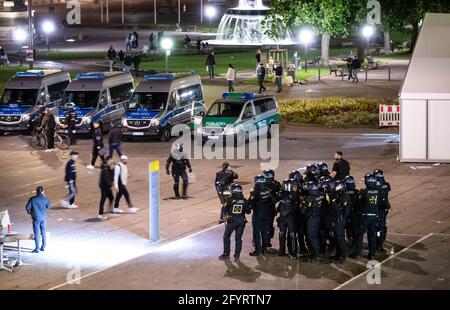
[257,63,266,94]
[274,62,283,92]
[107,45,116,72]
[215,162,239,204]
[123,53,133,73]
[87,121,104,169]
[65,103,77,145]
[166,143,192,199]
[60,151,79,209]
[98,156,115,220]
[133,53,141,77]
[108,121,122,159]
[196,37,201,52]
[39,107,56,151]
[206,51,216,79]
[351,56,361,83]
[26,186,51,253]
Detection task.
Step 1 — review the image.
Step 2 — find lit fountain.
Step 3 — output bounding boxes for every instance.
[209,0,295,46]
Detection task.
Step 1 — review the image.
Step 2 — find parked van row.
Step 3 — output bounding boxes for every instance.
[0,70,280,142]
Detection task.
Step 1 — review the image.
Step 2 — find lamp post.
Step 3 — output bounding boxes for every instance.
[205,5,216,32]
[299,28,313,72]
[41,20,55,51]
[161,38,173,73]
[362,25,375,57]
[27,0,34,69]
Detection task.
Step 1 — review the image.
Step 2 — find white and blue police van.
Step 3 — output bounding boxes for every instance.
[57,72,133,133]
[121,74,205,141]
[0,70,70,135]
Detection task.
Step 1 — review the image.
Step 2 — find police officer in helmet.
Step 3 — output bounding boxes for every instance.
[301,181,324,262]
[215,162,239,204]
[263,169,281,247]
[330,180,351,263]
[166,142,192,199]
[304,164,319,183]
[351,173,381,259]
[276,179,299,258]
[219,183,251,260]
[344,175,360,248]
[373,169,391,251]
[248,175,277,256]
[289,170,309,254]
[317,162,331,178]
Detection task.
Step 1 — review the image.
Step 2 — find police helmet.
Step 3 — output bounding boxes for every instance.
[335,180,346,192]
[254,175,267,185]
[364,173,377,189]
[282,179,295,192]
[305,164,318,175]
[326,179,336,192]
[230,183,243,196]
[317,162,330,176]
[263,169,275,181]
[289,170,303,184]
[344,175,356,190]
[307,181,320,195]
[373,169,385,183]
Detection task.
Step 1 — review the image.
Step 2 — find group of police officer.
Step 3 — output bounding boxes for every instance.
[218,163,391,263]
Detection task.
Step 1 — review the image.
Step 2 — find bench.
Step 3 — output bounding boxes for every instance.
[366,56,379,70]
[329,63,343,76]
[308,57,321,66]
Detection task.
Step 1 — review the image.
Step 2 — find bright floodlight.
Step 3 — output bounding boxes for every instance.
[42,20,56,34]
[362,25,375,38]
[205,5,216,18]
[299,28,313,45]
[13,28,28,42]
[161,38,174,50]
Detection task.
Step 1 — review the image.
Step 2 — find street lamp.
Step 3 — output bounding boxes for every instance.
[362,24,375,56]
[299,28,313,72]
[161,38,174,73]
[41,20,55,51]
[205,5,216,32]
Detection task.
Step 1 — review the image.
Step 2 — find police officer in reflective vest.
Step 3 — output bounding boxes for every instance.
[277,179,299,258]
[352,174,381,259]
[215,162,239,204]
[373,169,391,251]
[331,180,351,263]
[249,175,277,256]
[166,143,192,199]
[301,181,324,262]
[219,183,251,260]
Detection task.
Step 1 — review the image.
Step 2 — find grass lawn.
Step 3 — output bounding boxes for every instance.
[377,50,412,59]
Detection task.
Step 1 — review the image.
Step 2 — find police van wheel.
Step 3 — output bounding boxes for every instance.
[160,126,172,142]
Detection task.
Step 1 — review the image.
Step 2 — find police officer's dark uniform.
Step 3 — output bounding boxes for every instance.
[344,176,360,248]
[166,144,192,199]
[301,181,324,262]
[65,105,77,145]
[215,162,239,204]
[373,169,391,251]
[289,170,309,254]
[322,179,337,255]
[330,180,351,263]
[277,180,299,258]
[263,169,281,246]
[352,174,381,259]
[219,184,251,260]
[304,164,319,183]
[317,162,331,178]
[248,175,277,256]
[90,122,105,167]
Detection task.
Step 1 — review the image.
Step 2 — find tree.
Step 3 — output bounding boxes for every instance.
[265,0,366,65]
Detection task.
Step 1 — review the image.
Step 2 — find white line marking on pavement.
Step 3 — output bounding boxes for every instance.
[387,232,424,237]
[333,233,434,290]
[48,223,223,290]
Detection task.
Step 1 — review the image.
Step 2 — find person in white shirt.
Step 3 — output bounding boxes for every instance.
[113,155,139,213]
[225,63,236,92]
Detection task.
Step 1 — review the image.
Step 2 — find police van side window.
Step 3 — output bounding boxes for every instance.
[242,102,254,119]
[253,99,268,115]
[109,83,133,104]
[48,80,70,102]
[265,98,277,111]
[99,90,108,108]
[178,84,203,106]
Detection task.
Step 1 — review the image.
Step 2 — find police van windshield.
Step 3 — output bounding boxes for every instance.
[127,92,168,111]
[206,101,243,117]
[62,91,99,109]
[0,88,37,106]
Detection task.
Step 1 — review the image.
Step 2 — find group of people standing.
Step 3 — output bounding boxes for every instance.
[107,45,141,76]
[218,152,391,263]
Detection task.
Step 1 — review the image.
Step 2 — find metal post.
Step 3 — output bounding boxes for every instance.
[200,0,203,24]
[165,50,169,73]
[388,65,391,81]
[178,0,181,24]
[121,0,124,25]
[100,0,103,23]
[149,161,160,242]
[106,0,109,23]
[27,0,33,69]
[365,66,368,82]
[304,44,308,72]
[318,66,321,81]
[154,0,157,25]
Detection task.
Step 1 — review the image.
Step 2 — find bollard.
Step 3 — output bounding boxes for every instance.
[342,70,344,81]
[365,66,368,82]
[388,66,391,81]
[318,66,321,81]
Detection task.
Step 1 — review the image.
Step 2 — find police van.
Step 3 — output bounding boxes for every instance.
[195,92,280,143]
[0,70,70,134]
[121,74,205,141]
[57,72,133,133]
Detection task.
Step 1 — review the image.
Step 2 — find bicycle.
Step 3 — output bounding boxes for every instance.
[31,127,71,150]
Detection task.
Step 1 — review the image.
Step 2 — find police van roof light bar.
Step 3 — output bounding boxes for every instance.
[76,73,107,79]
[222,93,256,100]
[144,74,175,80]
[15,70,45,77]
